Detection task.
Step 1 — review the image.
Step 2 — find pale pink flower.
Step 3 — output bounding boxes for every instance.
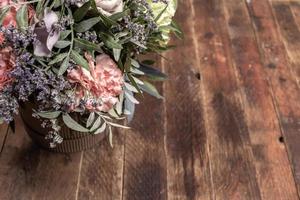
[0,0,35,43]
[68,53,124,112]
[0,47,15,91]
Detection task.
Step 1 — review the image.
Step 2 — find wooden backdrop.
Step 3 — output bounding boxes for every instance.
[1,0,300,199]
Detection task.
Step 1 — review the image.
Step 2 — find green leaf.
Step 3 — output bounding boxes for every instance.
[124,90,135,123]
[70,50,89,70]
[113,48,121,62]
[107,122,130,129]
[16,5,28,32]
[37,111,62,119]
[131,58,140,68]
[86,112,95,128]
[74,17,100,32]
[109,125,113,147]
[90,116,102,132]
[140,81,164,99]
[125,82,138,93]
[62,113,90,132]
[139,64,167,81]
[109,9,129,21]
[59,30,72,40]
[98,11,118,27]
[74,0,91,22]
[101,34,123,49]
[54,40,71,48]
[142,60,155,65]
[58,56,70,76]
[155,4,169,22]
[0,6,9,24]
[127,74,142,94]
[94,122,106,134]
[125,91,139,104]
[130,39,147,49]
[74,38,103,52]
[0,118,4,124]
[49,53,68,65]
[116,92,124,115]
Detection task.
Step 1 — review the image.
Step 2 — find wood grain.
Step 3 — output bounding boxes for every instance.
[246,0,300,196]
[163,0,212,199]
[221,0,299,199]
[0,0,299,199]
[76,130,125,200]
[121,54,168,200]
[0,117,82,200]
[194,0,262,199]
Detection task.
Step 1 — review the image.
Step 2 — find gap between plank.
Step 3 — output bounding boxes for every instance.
[188,0,215,198]
[244,0,300,198]
[75,151,84,200]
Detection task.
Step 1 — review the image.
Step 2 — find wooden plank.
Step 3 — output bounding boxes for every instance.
[266,0,300,193]
[192,0,263,199]
[77,130,125,200]
[270,1,300,85]
[220,0,299,199]
[0,117,82,200]
[121,54,167,200]
[162,0,213,199]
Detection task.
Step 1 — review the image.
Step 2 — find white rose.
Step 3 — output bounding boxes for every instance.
[95,0,124,16]
[148,0,178,44]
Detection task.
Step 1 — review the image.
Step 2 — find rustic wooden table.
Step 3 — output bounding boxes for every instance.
[1,0,300,199]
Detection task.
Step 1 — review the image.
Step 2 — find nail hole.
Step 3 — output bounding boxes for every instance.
[195,72,201,80]
[267,63,276,69]
[279,136,284,143]
[279,76,287,83]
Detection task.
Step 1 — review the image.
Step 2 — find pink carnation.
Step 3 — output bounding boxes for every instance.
[68,53,124,112]
[0,0,35,43]
[0,47,15,91]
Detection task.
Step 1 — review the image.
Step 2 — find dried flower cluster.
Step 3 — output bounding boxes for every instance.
[0,0,181,147]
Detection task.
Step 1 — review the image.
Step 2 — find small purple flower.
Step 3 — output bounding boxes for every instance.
[33,9,60,57]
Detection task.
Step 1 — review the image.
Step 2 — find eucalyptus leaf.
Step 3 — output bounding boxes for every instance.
[62,113,90,132]
[107,122,130,129]
[108,109,119,118]
[124,90,135,123]
[140,81,164,99]
[49,53,68,65]
[109,125,113,147]
[90,116,102,132]
[125,91,139,104]
[94,122,106,134]
[70,50,89,70]
[54,40,71,49]
[127,74,142,94]
[74,17,100,32]
[113,48,121,61]
[59,30,72,40]
[139,64,167,81]
[74,38,103,52]
[58,56,70,76]
[37,111,62,119]
[116,92,124,115]
[101,33,123,49]
[125,82,138,93]
[86,112,95,128]
[74,1,91,22]
[131,58,140,68]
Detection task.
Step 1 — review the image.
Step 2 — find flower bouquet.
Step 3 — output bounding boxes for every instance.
[0,0,182,152]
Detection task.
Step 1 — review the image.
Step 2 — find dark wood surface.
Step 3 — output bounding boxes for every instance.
[1,0,300,199]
